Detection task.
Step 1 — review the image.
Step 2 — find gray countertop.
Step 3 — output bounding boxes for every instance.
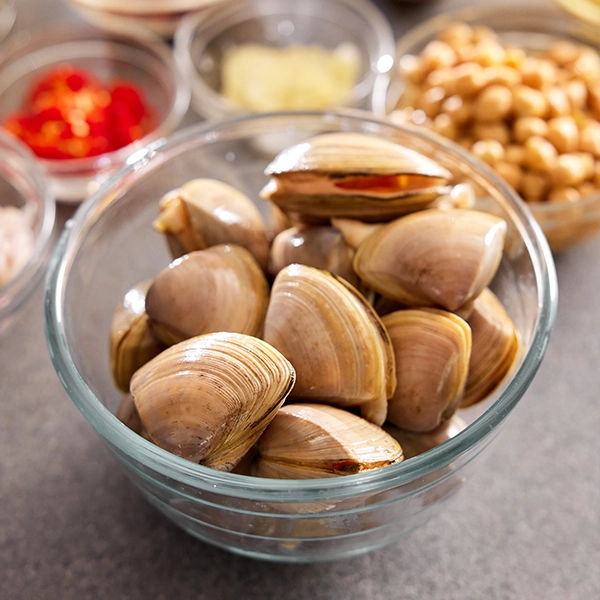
[1,1,599,598]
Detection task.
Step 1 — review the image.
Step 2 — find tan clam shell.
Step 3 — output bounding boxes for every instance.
[330,218,383,251]
[260,132,452,221]
[153,178,271,270]
[354,208,507,312]
[110,280,167,392]
[130,332,296,470]
[382,308,472,432]
[384,414,466,460]
[253,404,404,479]
[460,288,521,408]
[262,264,396,426]
[145,244,269,346]
[268,225,358,286]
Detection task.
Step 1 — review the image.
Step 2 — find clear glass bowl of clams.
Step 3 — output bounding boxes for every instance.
[373,0,600,252]
[45,111,557,562]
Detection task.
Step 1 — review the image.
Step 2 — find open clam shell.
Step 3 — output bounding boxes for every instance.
[354,208,507,312]
[262,264,396,426]
[153,178,271,271]
[130,332,296,471]
[253,404,404,479]
[260,132,452,222]
[145,244,269,346]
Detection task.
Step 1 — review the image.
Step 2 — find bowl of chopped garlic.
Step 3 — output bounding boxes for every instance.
[0,130,55,332]
[174,0,396,121]
[373,0,600,252]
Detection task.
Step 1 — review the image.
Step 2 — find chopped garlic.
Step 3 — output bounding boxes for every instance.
[221,43,361,112]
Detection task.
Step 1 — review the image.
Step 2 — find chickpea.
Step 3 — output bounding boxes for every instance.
[547,117,579,153]
[483,65,521,87]
[505,144,526,165]
[425,67,458,95]
[579,123,600,157]
[456,136,475,149]
[504,47,526,69]
[471,25,498,43]
[588,83,600,120]
[523,136,558,172]
[546,87,571,117]
[546,40,581,66]
[594,161,600,186]
[564,79,588,111]
[568,47,600,84]
[418,86,446,118]
[472,121,510,145]
[399,54,427,85]
[473,84,512,121]
[519,170,550,201]
[553,153,589,187]
[572,152,595,179]
[421,40,459,71]
[442,95,472,126]
[471,139,505,165]
[513,116,550,144]
[521,58,557,90]
[494,161,523,190]
[432,113,459,140]
[577,181,597,198]
[438,22,474,51]
[548,187,581,202]
[453,62,488,96]
[465,39,506,67]
[512,85,548,119]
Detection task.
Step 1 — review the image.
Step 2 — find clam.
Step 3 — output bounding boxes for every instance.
[145,244,269,346]
[260,132,452,222]
[115,393,152,441]
[330,217,383,251]
[110,280,167,392]
[153,178,270,270]
[130,332,296,470]
[253,404,404,479]
[354,208,507,312]
[268,225,358,286]
[461,288,520,408]
[382,308,472,432]
[384,415,466,460]
[262,264,396,426]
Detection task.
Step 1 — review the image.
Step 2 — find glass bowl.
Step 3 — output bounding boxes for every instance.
[0,130,55,332]
[372,0,600,253]
[65,0,228,39]
[44,111,557,563]
[174,0,396,121]
[0,25,190,203]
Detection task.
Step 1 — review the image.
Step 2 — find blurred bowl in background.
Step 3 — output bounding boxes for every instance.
[174,0,396,121]
[373,0,600,252]
[0,130,55,332]
[0,0,15,46]
[66,0,227,39]
[0,25,190,202]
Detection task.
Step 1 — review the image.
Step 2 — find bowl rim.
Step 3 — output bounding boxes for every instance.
[0,129,56,326]
[173,0,396,120]
[0,23,191,175]
[44,110,558,501]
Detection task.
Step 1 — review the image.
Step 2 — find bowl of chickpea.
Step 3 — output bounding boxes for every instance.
[373,0,600,252]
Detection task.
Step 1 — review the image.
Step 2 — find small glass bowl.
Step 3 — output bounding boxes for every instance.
[0,130,55,332]
[174,0,396,120]
[45,111,557,563]
[0,25,190,203]
[372,0,600,253]
[66,0,227,39]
